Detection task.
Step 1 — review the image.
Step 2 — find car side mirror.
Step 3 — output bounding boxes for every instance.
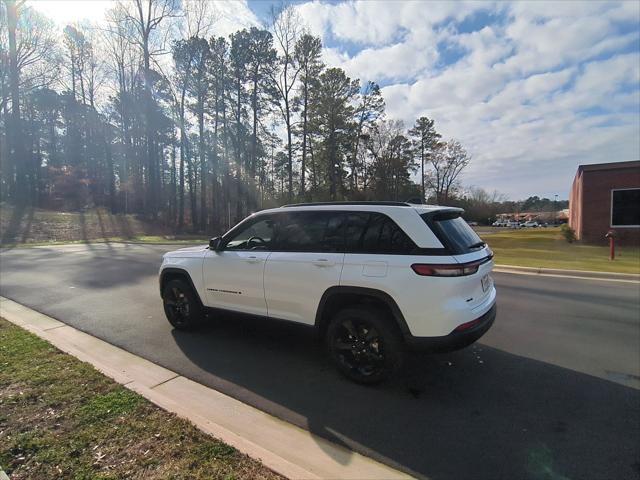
[209,236,222,251]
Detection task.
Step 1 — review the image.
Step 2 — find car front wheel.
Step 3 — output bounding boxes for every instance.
[326,306,404,384]
[162,278,203,330]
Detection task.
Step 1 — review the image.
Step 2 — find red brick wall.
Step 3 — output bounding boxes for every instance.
[569,170,583,237]
[580,167,640,245]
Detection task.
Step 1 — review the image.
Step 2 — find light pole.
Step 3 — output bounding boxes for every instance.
[554,194,558,225]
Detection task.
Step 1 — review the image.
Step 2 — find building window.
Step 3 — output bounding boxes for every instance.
[611,188,640,227]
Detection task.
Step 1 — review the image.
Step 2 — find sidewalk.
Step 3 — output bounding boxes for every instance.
[0,296,414,480]
[494,264,640,283]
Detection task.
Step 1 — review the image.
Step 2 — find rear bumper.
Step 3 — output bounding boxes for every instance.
[404,303,496,352]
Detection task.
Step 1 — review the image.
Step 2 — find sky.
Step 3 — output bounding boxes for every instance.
[28,0,640,200]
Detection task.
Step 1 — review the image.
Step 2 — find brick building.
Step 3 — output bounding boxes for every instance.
[569,161,640,245]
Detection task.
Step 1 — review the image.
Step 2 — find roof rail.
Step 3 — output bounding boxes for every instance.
[282,201,412,208]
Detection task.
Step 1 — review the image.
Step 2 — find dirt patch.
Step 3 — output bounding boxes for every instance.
[0,205,170,245]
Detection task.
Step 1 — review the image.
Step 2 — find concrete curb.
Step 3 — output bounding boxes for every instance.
[0,296,414,480]
[494,264,640,282]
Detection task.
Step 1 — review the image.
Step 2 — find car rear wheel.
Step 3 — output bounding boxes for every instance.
[326,306,404,384]
[162,278,203,330]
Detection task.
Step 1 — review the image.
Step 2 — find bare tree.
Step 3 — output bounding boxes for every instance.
[103,6,142,213]
[182,0,216,39]
[428,139,471,204]
[2,1,58,203]
[270,4,302,201]
[117,0,180,215]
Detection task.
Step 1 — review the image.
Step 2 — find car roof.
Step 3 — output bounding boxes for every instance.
[258,202,459,215]
[249,202,461,250]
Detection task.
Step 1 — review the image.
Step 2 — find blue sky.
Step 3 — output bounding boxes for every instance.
[30,0,640,200]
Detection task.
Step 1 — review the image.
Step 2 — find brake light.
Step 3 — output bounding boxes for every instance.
[411,259,485,277]
[454,318,481,331]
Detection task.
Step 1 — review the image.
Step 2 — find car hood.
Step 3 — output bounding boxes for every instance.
[163,245,208,258]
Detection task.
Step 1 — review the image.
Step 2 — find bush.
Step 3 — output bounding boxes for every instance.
[560,224,576,243]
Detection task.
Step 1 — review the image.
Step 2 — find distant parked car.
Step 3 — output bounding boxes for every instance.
[507,221,520,228]
[468,221,479,226]
[522,221,539,228]
[492,221,507,227]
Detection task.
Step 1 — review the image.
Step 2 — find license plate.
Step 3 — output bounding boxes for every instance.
[481,274,491,292]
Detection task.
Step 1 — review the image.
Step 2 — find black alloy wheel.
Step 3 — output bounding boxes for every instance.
[327,307,403,384]
[162,278,202,330]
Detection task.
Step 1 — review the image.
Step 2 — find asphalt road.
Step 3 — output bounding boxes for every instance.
[1,243,639,480]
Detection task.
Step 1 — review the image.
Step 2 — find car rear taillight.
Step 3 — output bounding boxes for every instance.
[411,258,489,277]
[454,318,482,331]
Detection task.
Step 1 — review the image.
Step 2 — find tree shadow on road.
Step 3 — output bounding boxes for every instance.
[0,204,34,247]
[168,314,640,480]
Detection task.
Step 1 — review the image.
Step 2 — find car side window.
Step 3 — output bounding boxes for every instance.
[224,217,276,251]
[323,213,347,252]
[346,213,369,252]
[346,212,416,254]
[276,212,346,252]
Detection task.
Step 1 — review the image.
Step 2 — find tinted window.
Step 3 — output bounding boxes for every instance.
[277,212,346,252]
[324,214,347,252]
[424,212,484,254]
[346,213,416,254]
[612,189,640,226]
[225,217,276,250]
[346,213,369,251]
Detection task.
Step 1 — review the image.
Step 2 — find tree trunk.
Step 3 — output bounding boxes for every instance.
[178,97,186,231]
[285,102,292,202]
[6,0,26,204]
[299,81,308,197]
[198,95,206,231]
[420,137,425,201]
[142,33,156,217]
[105,134,116,213]
[170,141,176,222]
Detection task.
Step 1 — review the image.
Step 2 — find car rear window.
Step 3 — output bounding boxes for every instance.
[346,212,417,254]
[422,211,485,254]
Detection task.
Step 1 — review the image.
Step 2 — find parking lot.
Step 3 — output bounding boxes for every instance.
[1,243,639,480]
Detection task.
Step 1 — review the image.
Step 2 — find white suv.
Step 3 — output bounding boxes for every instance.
[159,202,497,383]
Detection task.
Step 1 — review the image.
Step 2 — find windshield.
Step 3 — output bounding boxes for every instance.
[422,212,485,254]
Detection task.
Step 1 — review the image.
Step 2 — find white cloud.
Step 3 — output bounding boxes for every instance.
[210,0,261,37]
[28,0,113,25]
[297,0,639,198]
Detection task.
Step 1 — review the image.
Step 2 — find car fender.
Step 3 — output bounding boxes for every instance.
[314,285,411,338]
[159,262,206,306]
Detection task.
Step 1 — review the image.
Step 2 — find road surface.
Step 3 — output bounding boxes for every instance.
[1,243,639,480]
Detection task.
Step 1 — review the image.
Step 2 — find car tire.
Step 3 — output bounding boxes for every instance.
[326,306,404,384]
[162,278,203,330]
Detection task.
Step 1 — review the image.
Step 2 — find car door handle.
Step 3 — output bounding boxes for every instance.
[245,256,263,263]
[313,258,334,267]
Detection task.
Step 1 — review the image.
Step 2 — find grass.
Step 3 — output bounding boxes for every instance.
[0,318,281,480]
[480,227,640,274]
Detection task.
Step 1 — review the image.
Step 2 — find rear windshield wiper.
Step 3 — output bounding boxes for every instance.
[468,241,486,249]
